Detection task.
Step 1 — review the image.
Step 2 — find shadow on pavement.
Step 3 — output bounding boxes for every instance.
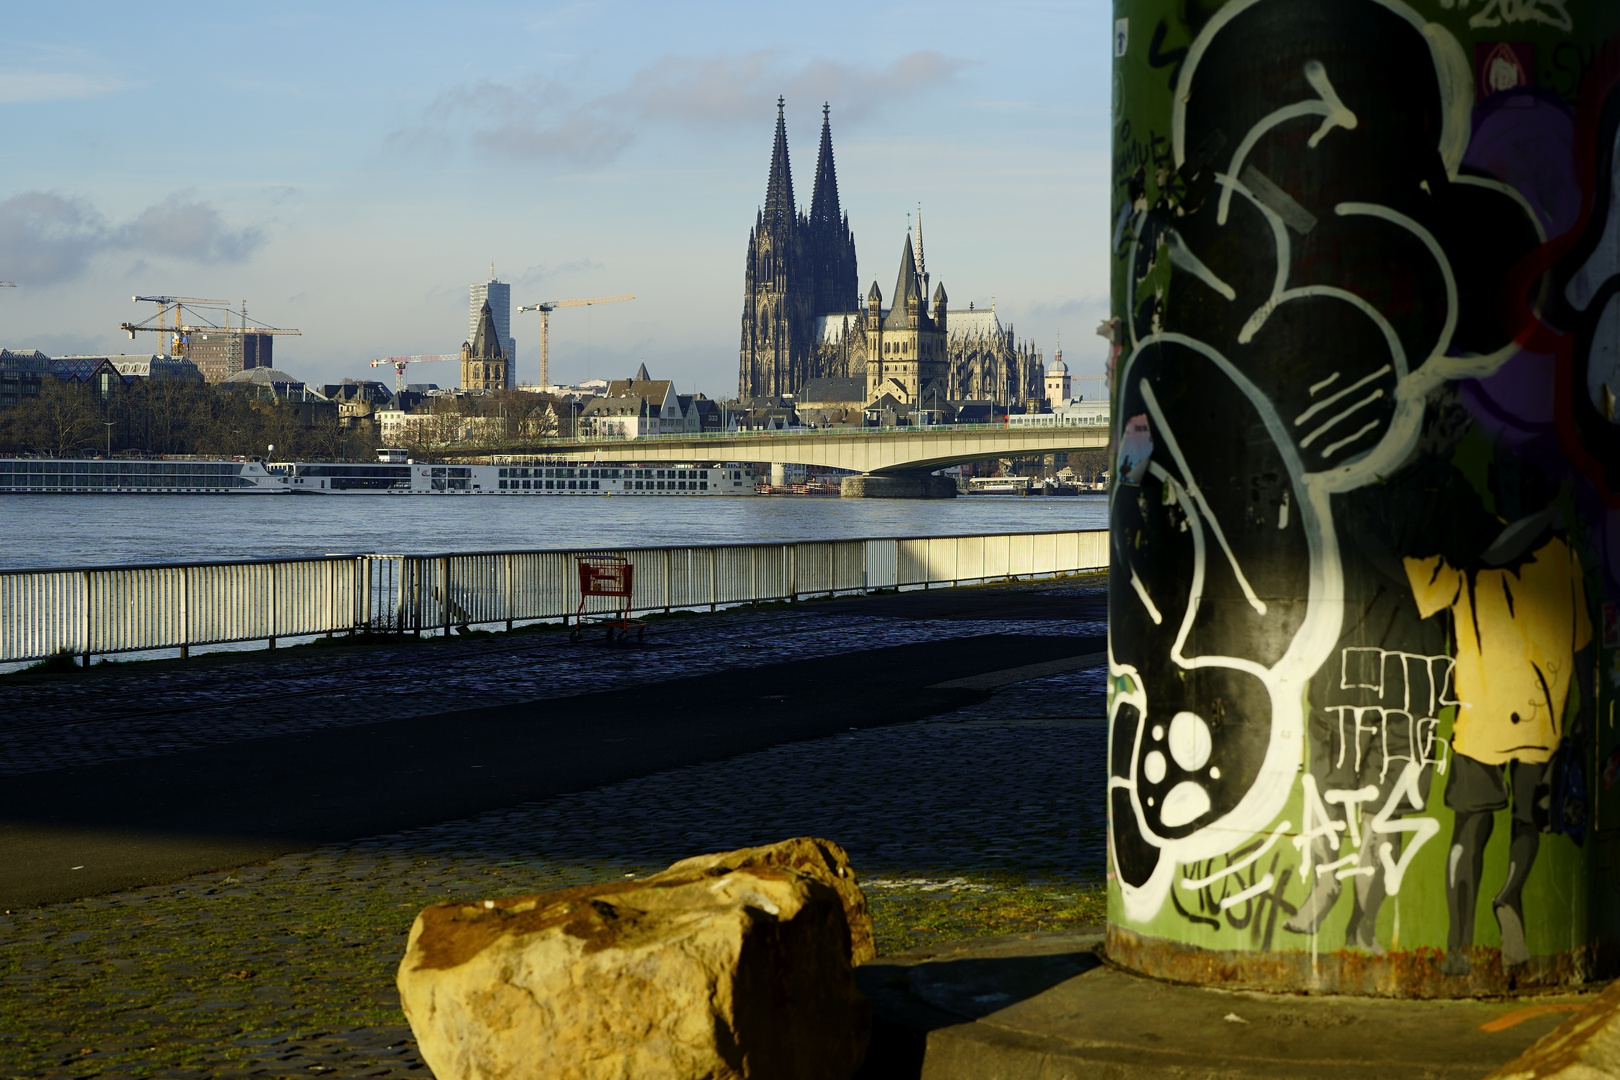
[1,632,1106,908]
[854,933,1103,1080]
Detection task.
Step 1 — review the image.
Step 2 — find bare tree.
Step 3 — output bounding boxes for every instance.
[24,380,103,455]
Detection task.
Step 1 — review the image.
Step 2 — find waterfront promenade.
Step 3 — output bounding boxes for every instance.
[1,576,1109,1077]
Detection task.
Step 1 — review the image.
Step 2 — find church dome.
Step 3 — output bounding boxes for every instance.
[223,367,302,385]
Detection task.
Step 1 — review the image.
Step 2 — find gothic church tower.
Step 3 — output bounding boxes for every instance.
[805,104,857,324]
[462,300,508,392]
[738,99,855,399]
[865,233,947,406]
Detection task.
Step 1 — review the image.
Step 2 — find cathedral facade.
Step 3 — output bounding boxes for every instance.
[738,101,1044,409]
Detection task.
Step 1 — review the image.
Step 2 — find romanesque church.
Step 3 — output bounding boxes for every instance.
[738,100,1045,410]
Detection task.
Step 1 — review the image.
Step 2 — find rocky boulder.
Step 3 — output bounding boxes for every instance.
[397,837,873,1080]
[661,836,876,965]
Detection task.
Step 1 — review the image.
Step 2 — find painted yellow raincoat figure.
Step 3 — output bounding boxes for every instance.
[1405,536,1591,766]
[1404,534,1592,974]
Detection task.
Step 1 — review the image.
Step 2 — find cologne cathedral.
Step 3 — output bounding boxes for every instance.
[738,100,1045,408]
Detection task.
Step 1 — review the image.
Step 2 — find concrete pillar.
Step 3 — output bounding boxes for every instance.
[1107,0,1620,996]
[840,473,956,499]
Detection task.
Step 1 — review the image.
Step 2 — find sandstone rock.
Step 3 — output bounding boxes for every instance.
[1486,978,1620,1080]
[397,838,872,1080]
[662,836,876,965]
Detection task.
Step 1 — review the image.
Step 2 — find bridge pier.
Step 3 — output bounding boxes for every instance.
[1107,0,1618,998]
[839,474,956,499]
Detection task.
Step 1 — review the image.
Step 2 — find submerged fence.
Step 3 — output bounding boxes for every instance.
[0,529,1109,664]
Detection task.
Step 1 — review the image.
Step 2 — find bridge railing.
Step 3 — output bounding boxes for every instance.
[490,416,1114,456]
[0,529,1109,665]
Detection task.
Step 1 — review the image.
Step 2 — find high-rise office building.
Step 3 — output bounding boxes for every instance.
[470,274,516,388]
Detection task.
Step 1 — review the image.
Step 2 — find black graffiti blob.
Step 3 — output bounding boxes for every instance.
[1110,343,1298,890]
[1109,0,1539,893]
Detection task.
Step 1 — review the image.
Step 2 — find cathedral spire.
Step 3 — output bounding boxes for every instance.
[471,300,503,359]
[884,233,923,330]
[915,203,926,279]
[916,202,929,299]
[808,102,841,227]
[763,95,795,226]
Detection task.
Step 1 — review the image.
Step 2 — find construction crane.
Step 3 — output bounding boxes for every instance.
[515,294,633,387]
[369,354,460,393]
[125,296,225,356]
[120,296,300,358]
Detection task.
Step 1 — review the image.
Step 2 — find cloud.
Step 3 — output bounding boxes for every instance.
[513,258,606,288]
[114,195,263,262]
[0,191,263,286]
[392,50,970,165]
[0,193,107,284]
[0,71,125,104]
[1026,295,1111,323]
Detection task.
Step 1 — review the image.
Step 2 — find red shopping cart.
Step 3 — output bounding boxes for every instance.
[571,554,646,643]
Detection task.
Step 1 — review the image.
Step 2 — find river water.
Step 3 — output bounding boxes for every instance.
[0,493,1109,570]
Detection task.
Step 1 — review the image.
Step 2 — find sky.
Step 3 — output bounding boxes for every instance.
[0,0,1113,397]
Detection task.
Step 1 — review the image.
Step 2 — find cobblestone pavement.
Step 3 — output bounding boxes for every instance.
[3,579,1109,1078]
[1,580,1105,776]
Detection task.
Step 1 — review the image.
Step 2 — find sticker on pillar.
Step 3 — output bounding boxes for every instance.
[1114,18,1128,58]
[1117,414,1152,485]
[1475,42,1533,107]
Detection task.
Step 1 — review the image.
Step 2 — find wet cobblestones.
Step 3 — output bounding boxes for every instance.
[1,600,1104,777]
[2,579,1110,1078]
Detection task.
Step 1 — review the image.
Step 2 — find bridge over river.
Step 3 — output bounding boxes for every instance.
[477,422,1113,497]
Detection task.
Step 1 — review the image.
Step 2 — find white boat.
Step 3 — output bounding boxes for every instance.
[0,456,286,494]
[966,475,1036,495]
[272,450,758,496]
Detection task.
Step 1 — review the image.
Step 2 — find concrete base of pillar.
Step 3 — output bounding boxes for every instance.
[840,474,957,499]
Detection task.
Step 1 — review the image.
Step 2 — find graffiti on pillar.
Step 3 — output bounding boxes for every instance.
[1107,0,1617,976]
[1546,75,1620,499]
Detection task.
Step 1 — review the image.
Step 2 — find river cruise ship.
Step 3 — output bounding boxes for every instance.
[0,457,286,494]
[273,453,757,496]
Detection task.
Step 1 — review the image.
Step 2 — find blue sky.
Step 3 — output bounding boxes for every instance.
[0,0,1112,396]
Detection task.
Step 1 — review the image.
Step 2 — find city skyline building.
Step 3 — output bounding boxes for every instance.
[470,272,515,388]
[186,331,274,384]
[739,101,1044,409]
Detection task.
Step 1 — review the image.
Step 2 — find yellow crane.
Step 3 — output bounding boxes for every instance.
[368,354,461,393]
[121,296,300,357]
[515,294,634,387]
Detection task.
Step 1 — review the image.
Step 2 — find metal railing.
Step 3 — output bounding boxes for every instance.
[491,416,1115,454]
[0,529,1109,664]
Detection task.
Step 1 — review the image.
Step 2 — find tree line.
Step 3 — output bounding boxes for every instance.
[0,380,379,460]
